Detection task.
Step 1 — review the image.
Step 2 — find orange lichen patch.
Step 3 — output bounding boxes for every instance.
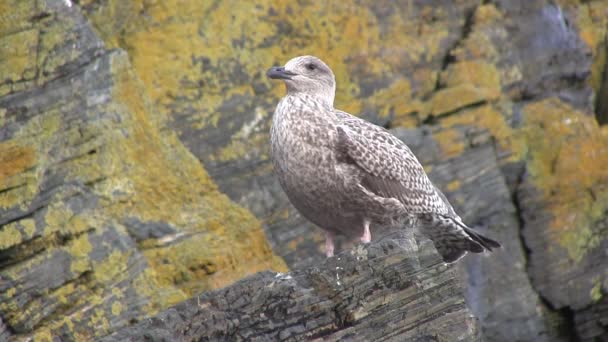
[522,98,608,261]
[287,236,303,251]
[0,141,37,209]
[0,142,35,185]
[446,180,461,192]
[119,1,378,115]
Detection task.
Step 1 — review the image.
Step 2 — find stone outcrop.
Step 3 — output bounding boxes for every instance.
[101,236,480,342]
[0,0,607,341]
[0,1,285,340]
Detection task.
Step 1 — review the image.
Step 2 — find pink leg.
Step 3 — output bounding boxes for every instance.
[325,231,335,257]
[360,219,371,243]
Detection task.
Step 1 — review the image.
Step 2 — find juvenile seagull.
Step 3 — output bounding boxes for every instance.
[267,56,500,262]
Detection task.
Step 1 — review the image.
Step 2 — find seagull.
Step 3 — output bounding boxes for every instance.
[267,55,500,263]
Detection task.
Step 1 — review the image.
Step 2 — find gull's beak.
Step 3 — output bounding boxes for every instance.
[267,66,296,80]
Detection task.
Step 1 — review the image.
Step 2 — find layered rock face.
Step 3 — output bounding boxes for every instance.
[0,1,285,340]
[1,0,607,341]
[103,237,481,341]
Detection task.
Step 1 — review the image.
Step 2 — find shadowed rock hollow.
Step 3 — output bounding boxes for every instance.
[1,0,607,341]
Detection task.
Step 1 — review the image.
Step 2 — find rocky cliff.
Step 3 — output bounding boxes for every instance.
[0,0,607,341]
[0,1,286,340]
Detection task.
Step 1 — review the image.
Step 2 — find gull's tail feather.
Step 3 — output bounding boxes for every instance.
[419,214,501,263]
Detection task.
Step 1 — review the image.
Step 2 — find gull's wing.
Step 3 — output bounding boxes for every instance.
[334,112,449,215]
[334,110,501,260]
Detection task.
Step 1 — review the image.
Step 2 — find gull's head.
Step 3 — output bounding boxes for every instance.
[267,55,336,106]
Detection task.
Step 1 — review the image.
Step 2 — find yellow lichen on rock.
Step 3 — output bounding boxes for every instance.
[0,0,36,35]
[0,29,38,92]
[433,128,466,159]
[85,0,454,130]
[0,2,288,337]
[0,223,22,250]
[367,77,421,126]
[439,104,526,162]
[106,51,287,296]
[66,229,93,275]
[441,60,502,99]
[574,1,608,98]
[428,84,492,117]
[0,0,38,96]
[522,98,608,262]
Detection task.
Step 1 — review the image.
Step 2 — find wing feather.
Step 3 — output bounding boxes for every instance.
[335,113,449,215]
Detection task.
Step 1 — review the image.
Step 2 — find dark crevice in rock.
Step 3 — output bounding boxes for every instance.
[433,4,478,93]
[0,314,16,337]
[47,47,109,83]
[422,5,482,127]
[422,100,489,126]
[557,306,581,342]
[83,176,107,187]
[511,166,583,341]
[594,35,608,125]
[0,183,27,196]
[29,11,52,23]
[512,166,531,272]
[0,235,45,269]
[0,226,95,269]
[55,227,96,248]
[187,262,217,276]
[537,295,582,342]
[24,270,95,333]
[0,205,45,231]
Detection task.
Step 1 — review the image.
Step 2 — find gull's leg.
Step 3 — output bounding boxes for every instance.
[325,231,335,257]
[360,219,371,243]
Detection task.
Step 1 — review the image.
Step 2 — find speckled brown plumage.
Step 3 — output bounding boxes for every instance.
[267,56,500,262]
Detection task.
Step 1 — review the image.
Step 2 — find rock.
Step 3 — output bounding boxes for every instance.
[100,237,480,342]
[0,1,285,339]
[393,127,567,341]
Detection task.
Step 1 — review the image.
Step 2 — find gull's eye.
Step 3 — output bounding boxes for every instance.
[306,63,317,71]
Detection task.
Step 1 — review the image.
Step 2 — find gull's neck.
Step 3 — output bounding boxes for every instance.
[287,91,335,110]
